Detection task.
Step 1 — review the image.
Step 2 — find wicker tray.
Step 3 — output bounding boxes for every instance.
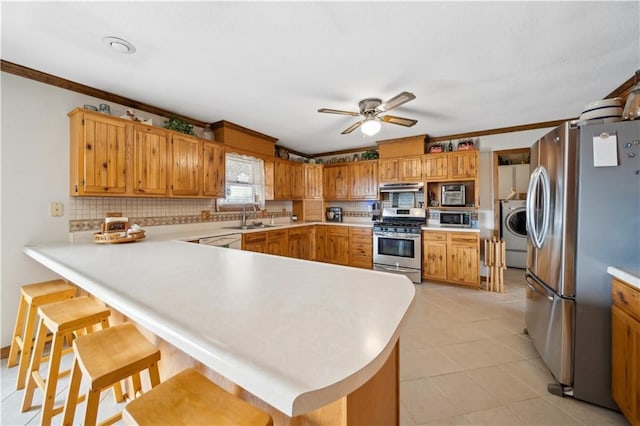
[93,230,145,244]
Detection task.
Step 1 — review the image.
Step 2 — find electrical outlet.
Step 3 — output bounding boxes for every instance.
[50,202,63,217]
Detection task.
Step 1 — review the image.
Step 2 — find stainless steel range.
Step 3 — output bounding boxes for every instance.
[373,207,426,284]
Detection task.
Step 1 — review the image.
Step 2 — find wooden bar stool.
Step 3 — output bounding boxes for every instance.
[8,279,76,390]
[62,322,161,426]
[122,368,273,426]
[21,295,114,426]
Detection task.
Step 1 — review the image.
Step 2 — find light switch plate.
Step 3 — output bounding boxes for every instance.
[50,202,63,217]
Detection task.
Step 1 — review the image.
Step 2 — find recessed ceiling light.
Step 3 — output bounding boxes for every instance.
[103,36,136,54]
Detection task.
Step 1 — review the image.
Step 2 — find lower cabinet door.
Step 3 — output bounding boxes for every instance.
[448,243,479,287]
[611,305,640,425]
[422,241,447,281]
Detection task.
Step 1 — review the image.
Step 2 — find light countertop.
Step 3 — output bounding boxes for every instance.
[607,267,640,290]
[24,237,414,417]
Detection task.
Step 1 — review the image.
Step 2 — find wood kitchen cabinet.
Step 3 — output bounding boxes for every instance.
[242,232,267,253]
[349,160,378,199]
[288,227,310,260]
[69,110,127,195]
[448,232,480,287]
[422,230,479,287]
[304,164,324,199]
[70,108,226,199]
[202,141,225,197]
[133,124,169,195]
[170,133,201,196]
[323,164,349,200]
[326,226,350,266]
[422,232,448,281]
[611,277,640,425]
[424,151,478,181]
[274,159,292,200]
[378,158,400,182]
[291,162,305,200]
[265,229,288,256]
[399,156,424,182]
[313,225,328,262]
[349,227,373,269]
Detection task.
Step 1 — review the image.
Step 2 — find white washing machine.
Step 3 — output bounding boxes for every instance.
[500,200,527,268]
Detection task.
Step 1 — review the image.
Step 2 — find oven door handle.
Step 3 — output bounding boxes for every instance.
[375,232,421,239]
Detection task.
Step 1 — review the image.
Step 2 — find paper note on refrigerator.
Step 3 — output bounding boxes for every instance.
[592,133,618,167]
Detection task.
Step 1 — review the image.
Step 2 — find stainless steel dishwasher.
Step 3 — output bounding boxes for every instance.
[198,233,242,249]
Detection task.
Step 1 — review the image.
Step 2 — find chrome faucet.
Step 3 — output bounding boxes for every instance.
[242,203,257,229]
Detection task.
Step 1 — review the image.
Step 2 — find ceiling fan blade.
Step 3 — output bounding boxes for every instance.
[341,120,364,134]
[377,91,416,112]
[380,115,418,127]
[318,108,360,116]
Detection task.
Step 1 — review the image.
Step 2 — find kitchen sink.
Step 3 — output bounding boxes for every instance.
[222,223,281,230]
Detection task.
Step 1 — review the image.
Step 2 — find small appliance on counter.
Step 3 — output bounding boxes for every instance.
[441,184,466,206]
[371,201,381,221]
[326,207,343,223]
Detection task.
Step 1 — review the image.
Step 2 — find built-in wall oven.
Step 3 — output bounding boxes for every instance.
[373,208,426,284]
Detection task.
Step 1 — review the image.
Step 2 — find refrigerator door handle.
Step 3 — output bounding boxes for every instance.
[526,166,551,249]
[525,273,555,301]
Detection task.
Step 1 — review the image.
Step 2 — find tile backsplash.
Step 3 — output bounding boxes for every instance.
[68,197,292,232]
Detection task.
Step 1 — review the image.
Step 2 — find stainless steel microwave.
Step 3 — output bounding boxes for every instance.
[439,211,471,227]
[441,184,466,206]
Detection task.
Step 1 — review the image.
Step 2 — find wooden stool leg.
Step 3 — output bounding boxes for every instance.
[7,295,27,367]
[62,358,82,426]
[21,318,48,412]
[148,362,161,387]
[130,373,142,399]
[39,332,65,426]
[84,388,102,426]
[15,301,39,389]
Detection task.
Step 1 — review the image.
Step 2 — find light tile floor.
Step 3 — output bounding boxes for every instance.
[400,268,627,426]
[0,268,628,425]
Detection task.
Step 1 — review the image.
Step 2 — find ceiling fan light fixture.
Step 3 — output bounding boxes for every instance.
[361,118,381,136]
[103,36,136,54]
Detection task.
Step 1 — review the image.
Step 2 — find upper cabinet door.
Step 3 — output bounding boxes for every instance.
[133,125,169,195]
[171,134,201,196]
[450,151,478,180]
[378,158,399,182]
[80,115,127,194]
[399,156,423,181]
[291,162,305,200]
[202,141,225,197]
[304,164,323,199]
[274,159,292,200]
[349,160,378,199]
[323,164,349,200]
[423,154,449,180]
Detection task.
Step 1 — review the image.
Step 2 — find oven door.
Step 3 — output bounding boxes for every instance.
[373,232,421,270]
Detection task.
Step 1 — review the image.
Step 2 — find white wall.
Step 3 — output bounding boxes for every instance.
[0,71,560,346]
[0,73,173,346]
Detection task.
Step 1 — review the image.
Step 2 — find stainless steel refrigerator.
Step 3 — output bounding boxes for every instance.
[525,120,640,409]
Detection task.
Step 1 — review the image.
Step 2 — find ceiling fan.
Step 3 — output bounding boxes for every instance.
[318,91,417,136]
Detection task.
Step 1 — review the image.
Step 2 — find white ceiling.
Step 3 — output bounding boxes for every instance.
[2,2,638,155]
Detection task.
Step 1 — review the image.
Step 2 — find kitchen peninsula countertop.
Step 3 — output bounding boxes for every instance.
[24,238,414,417]
[607,266,640,290]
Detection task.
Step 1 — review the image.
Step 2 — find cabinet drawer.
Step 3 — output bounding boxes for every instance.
[449,233,479,244]
[243,232,267,243]
[612,278,640,321]
[288,227,307,237]
[327,226,349,236]
[350,227,372,238]
[351,242,373,256]
[267,229,288,240]
[423,232,447,241]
